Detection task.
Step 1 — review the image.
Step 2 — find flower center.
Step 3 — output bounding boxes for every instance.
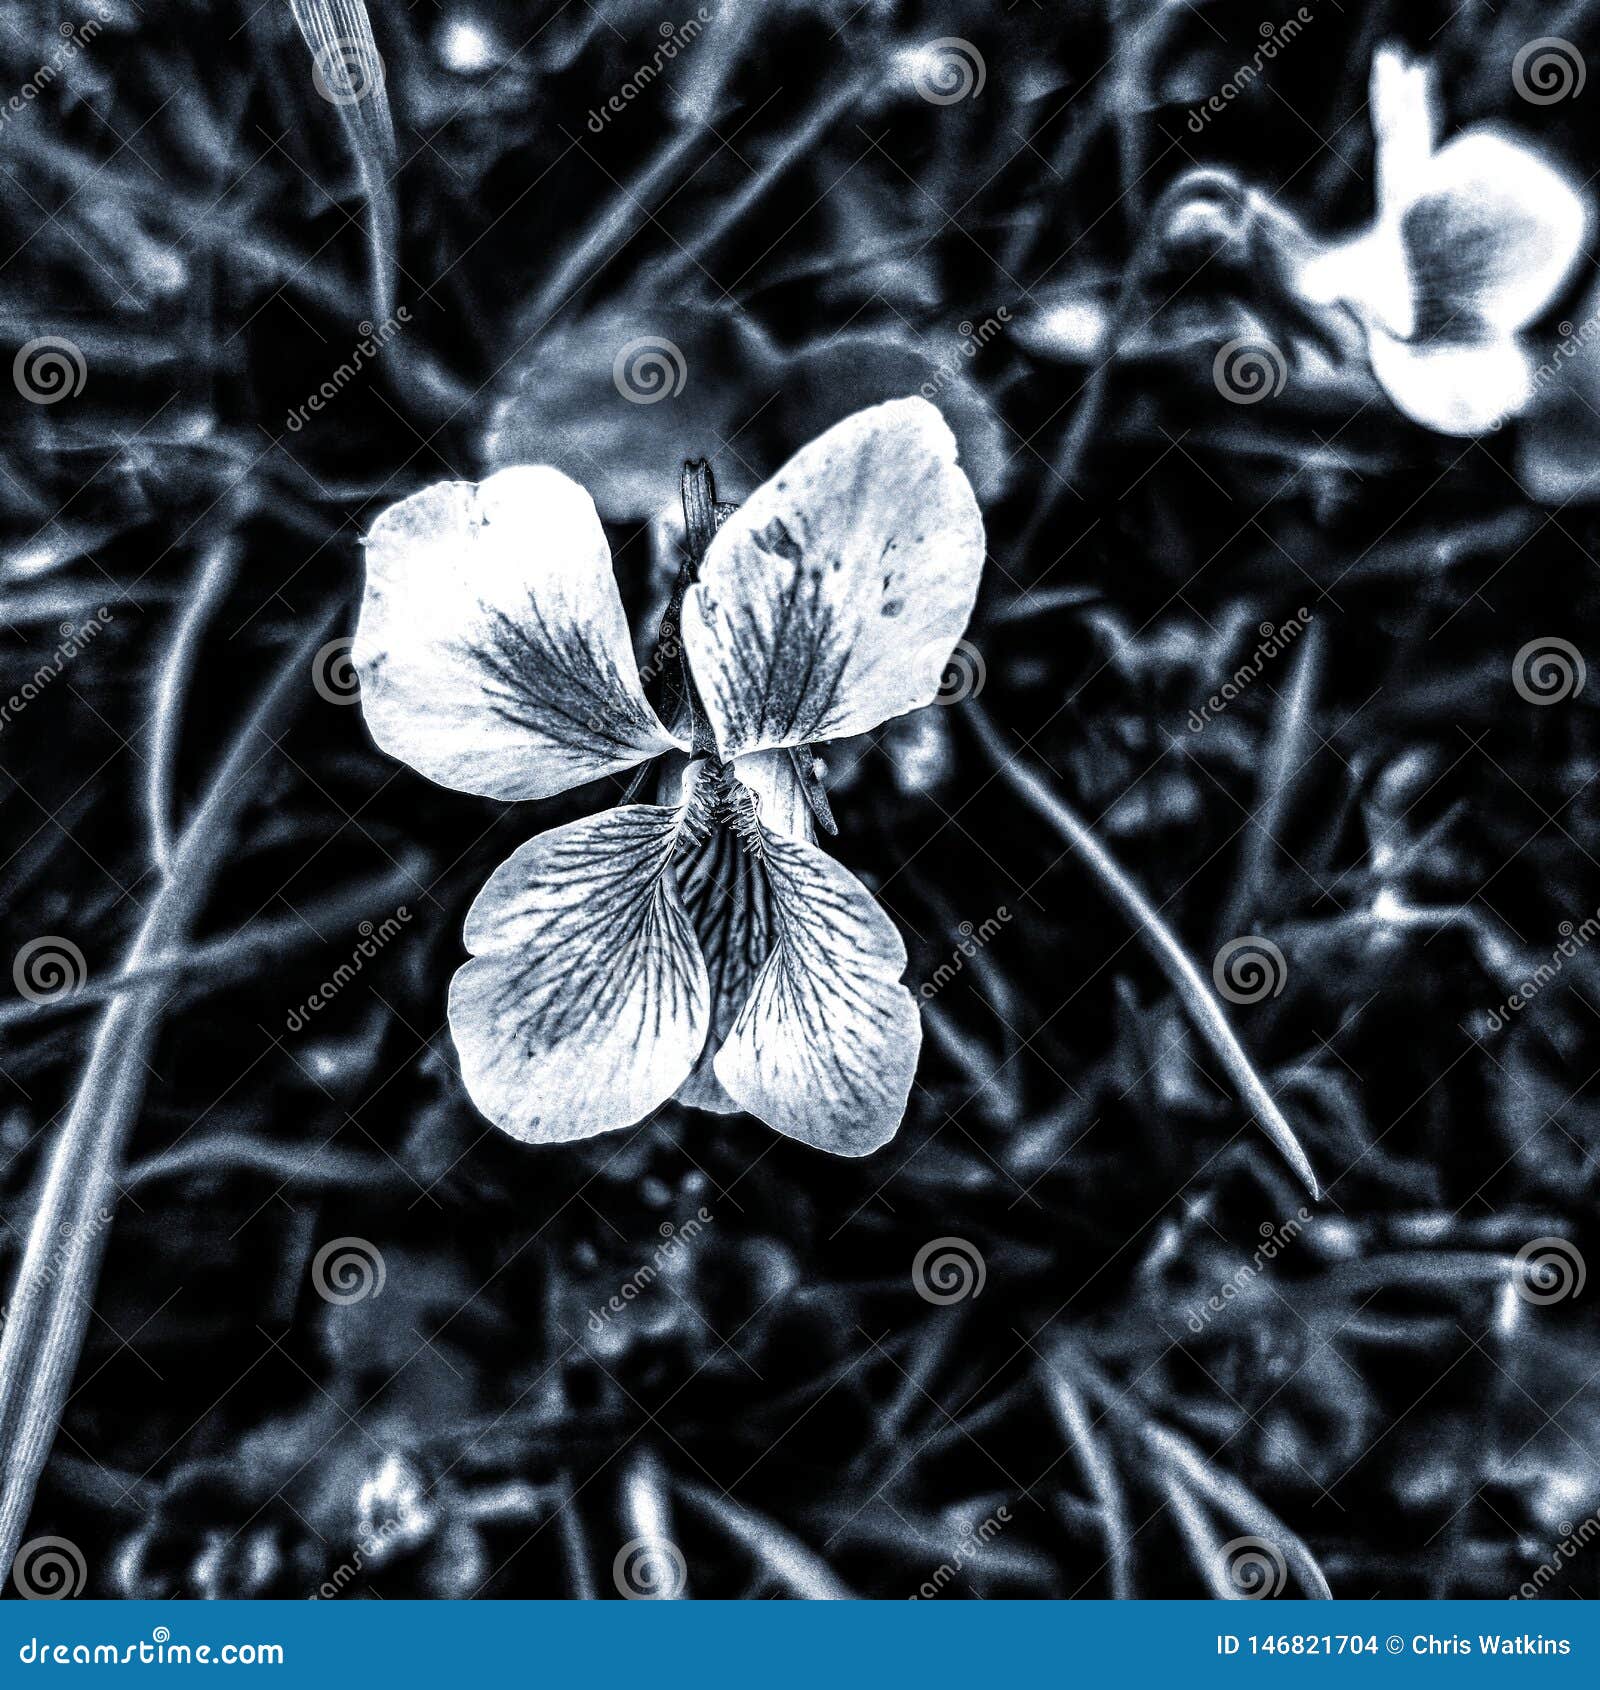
[681,761,766,860]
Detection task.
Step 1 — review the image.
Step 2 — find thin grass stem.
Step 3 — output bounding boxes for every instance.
[0,622,328,1573]
[1014,166,1247,564]
[646,72,869,296]
[967,702,1319,1199]
[0,857,423,1030]
[525,126,706,328]
[145,534,241,873]
[675,1479,854,1598]
[1216,613,1325,942]
[1040,1351,1133,1599]
[618,1446,688,1599]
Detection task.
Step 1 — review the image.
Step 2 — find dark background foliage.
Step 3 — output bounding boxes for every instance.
[2,0,1598,1599]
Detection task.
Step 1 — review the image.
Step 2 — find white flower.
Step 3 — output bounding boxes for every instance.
[1296,45,1590,435]
[354,398,985,1156]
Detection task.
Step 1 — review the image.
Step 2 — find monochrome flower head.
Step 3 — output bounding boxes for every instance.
[354,397,985,1156]
[1295,45,1590,436]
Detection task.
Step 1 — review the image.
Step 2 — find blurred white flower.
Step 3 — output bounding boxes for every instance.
[1295,45,1590,435]
[354,399,985,1156]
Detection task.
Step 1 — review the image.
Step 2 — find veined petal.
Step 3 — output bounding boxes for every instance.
[712,826,920,1157]
[681,397,985,760]
[1366,329,1534,435]
[448,805,709,1143]
[356,466,683,800]
[1401,131,1589,340]
[674,794,773,1116]
[672,754,813,1113]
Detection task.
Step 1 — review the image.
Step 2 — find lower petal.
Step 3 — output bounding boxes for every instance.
[449,805,709,1143]
[675,815,773,1114]
[712,829,919,1156]
[1366,330,1533,435]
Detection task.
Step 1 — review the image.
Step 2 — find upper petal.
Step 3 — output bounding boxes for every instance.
[355,466,683,800]
[680,397,985,760]
[448,804,709,1143]
[1370,45,1437,213]
[1400,131,1589,340]
[1294,43,1433,339]
[711,825,920,1157]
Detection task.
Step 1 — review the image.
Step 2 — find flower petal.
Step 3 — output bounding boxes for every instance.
[1297,228,1414,340]
[448,805,709,1143]
[356,467,683,800]
[732,749,816,844]
[712,827,920,1156]
[680,397,985,760]
[1371,46,1436,213]
[1366,329,1534,435]
[674,803,772,1116]
[1401,131,1589,340]
[672,754,813,1114]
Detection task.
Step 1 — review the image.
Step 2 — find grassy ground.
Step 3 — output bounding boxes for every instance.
[2,0,1598,1599]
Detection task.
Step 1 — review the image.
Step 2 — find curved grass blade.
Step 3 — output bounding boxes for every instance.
[1040,1353,1132,1599]
[675,1479,854,1599]
[285,0,398,323]
[0,623,329,1574]
[968,702,1320,1200]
